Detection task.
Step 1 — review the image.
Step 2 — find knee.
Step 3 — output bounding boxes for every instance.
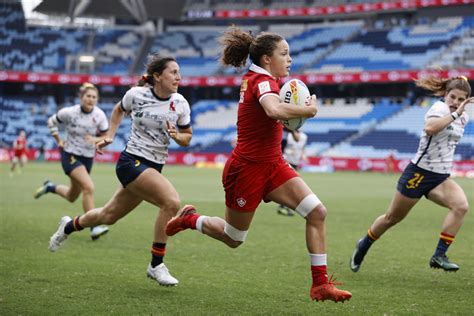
[306,204,327,223]
[67,194,79,203]
[384,213,403,227]
[161,197,181,215]
[224,222,247,248]
[81,182,95,195]
[452,202,469,217]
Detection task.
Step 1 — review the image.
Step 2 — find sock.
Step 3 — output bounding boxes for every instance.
[195,215,208,233]
[46,183,56,193]
[64,216,84,235]
[310,254,328,286]
[359,228,378,252]
[434,232,455,257]
[183,213,200,230]
[151,242,166,268]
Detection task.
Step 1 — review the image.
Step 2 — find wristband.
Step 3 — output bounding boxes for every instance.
[451,112,460,120]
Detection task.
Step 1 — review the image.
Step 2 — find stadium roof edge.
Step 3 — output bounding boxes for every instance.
[34,0,186,22]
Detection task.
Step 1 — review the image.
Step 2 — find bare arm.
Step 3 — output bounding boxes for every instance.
[260,94,317,120]
[96,102,125,153]
[167,121,192,147]
[47,115,64,148]
[424,97,473,135]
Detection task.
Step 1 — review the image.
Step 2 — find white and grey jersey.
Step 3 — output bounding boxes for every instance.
[412,100,468,174]
[284,132,307,166]
[121,86,191,164]
[51,104,109,158]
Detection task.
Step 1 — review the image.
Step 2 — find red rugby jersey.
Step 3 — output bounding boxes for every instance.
[14,136,27,155]
[233,64,283,162]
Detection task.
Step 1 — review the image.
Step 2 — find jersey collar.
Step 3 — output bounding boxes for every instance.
[150,88,171,101]
[249,63,274,78]
[80,105,93,114]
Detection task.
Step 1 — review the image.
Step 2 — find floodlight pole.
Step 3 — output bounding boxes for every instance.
[68,0,92,23]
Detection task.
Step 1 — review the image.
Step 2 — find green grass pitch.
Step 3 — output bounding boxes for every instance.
[1,162,473,314]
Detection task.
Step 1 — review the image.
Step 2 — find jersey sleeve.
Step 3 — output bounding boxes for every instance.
[425,101,448,119]
[97,110,109,133]
[120,88,135,113]
[55,107,73,124]
[253,76,280,103]
[177,98,191,129]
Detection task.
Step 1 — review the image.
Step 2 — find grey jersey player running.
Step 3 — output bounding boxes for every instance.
[34,83,110,240]
[48,55,192,286]
[351,76,473,272]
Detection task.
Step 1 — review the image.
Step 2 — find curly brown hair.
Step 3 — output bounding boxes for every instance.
[219,26,284,68]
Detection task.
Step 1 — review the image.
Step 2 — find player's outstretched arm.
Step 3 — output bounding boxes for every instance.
[96,102,124,154]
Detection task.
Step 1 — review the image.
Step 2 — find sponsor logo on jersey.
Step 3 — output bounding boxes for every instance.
[169,101,176,112]
[240,79,248,92]
[258,81,271,94]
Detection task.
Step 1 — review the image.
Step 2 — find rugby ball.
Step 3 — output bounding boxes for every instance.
[279,79,311,131]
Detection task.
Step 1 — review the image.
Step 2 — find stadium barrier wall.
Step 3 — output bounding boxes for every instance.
[2,149,473,177]
[2,69,473,86]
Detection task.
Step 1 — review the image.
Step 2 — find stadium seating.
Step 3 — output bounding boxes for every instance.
[1,94,472,160]
[93,29,142,74]
[1,3,473,161]
[309,16,474,72]
[2,1,473,75]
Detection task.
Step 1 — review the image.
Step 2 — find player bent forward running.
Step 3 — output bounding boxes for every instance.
[34,83,110,240]
[166,26,352,302]
[350,76,473,273]
[49,55,192,286]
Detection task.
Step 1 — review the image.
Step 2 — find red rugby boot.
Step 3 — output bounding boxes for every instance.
[310,275,352,302]
[166,205,198,236]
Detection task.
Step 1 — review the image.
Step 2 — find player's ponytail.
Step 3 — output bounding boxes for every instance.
[137,74,154,86]
[220,26,284,68]
[220,26,253,68]
[415,76,471,97]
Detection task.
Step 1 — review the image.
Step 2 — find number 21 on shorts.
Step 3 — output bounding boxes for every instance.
[406,172,424,189]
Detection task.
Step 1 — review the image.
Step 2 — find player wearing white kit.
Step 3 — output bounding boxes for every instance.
[277,129,308,216]
[34,83,110,240]
[350,76,473,273]
[48,55,192,286]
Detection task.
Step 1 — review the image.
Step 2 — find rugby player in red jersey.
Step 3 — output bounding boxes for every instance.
[166,26,352,302]
[10,130,27,176]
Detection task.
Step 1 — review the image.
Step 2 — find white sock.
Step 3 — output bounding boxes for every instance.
[196,215,208,233]
[310,253,327,266]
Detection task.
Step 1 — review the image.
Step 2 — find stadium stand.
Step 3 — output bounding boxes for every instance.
[1,1,473,163]
[310,16,474,73]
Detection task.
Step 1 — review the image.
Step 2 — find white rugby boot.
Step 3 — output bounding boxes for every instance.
[49,216,72,252]
[90,225,109,240]
[147,263,179,286]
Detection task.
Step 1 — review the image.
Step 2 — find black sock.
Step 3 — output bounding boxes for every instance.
[151,242,166,268]
[64,216,84,235]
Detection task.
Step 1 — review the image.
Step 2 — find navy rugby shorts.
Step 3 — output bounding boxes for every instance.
[397,162,449,199]
[61,150,93,175]
[115,151,163,187]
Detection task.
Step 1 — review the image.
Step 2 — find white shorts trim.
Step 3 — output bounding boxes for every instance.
[224,222,248,242]
[295,194,321,217]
